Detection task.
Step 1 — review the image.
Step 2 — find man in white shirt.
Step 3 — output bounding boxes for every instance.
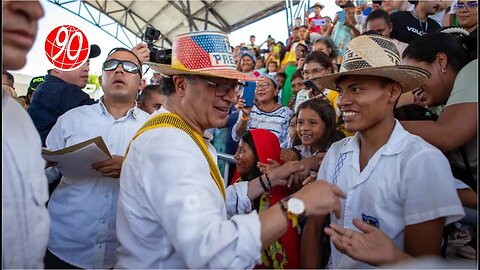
[115,31,347,269]
[44,48,150,268]
[302,35,465,268]
[2,1,50,268]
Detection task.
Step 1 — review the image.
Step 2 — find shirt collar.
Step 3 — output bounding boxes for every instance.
[339,120,408,156]
[98,96,139,119]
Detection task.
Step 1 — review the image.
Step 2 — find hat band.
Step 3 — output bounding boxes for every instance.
[171,32,236,71]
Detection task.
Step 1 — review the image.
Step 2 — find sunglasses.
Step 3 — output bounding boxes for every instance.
[102,59,140,74]
[454,1,478,11]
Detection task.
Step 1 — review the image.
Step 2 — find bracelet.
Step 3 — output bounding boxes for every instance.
[279,199,288,217]
[241,114,249,121]
[259,175,269,192]
[264,173,272,190]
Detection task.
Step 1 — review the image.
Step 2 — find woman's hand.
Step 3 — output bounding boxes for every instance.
[235,98,253,118]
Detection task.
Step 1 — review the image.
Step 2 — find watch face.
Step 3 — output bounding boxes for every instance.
[287,197,305,215]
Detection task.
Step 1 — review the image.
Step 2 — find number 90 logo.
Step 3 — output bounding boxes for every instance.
[45,25,90,71]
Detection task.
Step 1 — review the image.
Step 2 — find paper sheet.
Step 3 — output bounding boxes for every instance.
[42,136,112,178]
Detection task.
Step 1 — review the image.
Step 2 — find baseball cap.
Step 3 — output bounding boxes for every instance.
[27,75,45,93]
[89,44,101,59]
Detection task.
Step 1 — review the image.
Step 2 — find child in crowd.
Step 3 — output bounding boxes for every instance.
[232,129,300,268]
[281,98,342,164]
[267,61,279,77]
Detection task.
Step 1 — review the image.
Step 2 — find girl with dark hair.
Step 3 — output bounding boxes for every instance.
[281,98,343,163]
[311,36,340,71]
[232,129,300,269]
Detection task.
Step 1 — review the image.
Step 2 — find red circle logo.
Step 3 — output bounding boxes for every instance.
[44,25,90,71]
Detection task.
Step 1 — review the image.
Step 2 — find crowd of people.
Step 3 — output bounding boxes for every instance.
[2,0,478,269]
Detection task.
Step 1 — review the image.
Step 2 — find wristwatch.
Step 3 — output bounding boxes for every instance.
[280,197,305,228]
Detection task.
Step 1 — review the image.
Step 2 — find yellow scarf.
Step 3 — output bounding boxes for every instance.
[126,113,226,201]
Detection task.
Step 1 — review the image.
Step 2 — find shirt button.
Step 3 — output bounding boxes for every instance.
[102,219,106,224]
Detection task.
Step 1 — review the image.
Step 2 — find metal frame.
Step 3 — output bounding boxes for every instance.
[285,0,310,33]
[48,0,300,49]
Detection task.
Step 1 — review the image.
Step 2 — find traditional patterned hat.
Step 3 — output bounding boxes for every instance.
[316,35,430,92]
[146,31,259,81]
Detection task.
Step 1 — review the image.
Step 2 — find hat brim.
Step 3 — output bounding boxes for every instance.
[145,61,261,81]
[316,65,430,93]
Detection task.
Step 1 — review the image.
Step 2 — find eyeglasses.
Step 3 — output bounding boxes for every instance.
[257,82,273,89]
[192,76,245,97]
[454,1,478,11]
[102,59,140,74]
[301,67,325,78]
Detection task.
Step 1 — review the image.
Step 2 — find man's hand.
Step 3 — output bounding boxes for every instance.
[294,180,346,217]
[92,155,124,178]
[132,43,150,64]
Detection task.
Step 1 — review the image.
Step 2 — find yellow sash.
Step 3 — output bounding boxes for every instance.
[126,113,226,201]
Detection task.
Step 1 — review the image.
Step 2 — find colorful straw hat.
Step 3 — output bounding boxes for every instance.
[316,35,430,92]
[146,31,259,81]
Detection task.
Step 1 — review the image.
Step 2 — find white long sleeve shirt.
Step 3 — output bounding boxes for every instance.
[115,108,262,269]
[45,99,149,268]
[2,90,50,268]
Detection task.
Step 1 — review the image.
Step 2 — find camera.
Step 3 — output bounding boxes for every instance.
[143,26,172,64]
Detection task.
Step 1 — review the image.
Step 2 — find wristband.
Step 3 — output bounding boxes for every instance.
[264,173,272,190]
[259,175,269,192]
[241,114,249,121]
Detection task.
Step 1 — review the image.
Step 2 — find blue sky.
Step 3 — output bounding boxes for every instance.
[17,0,341,80]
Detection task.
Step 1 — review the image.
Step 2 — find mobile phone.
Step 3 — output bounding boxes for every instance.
[307,7,314,14]
[337,10,346,23]
[242,81,256,107]
[302,80,322,97]
[313,18,326,26]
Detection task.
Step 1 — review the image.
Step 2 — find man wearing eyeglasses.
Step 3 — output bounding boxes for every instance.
[455,0,478,38]
[115,31,347,269]
[43,47,150,269]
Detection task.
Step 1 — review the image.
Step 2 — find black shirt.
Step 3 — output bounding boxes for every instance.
[27,75,96,146]
[390,11,441,44]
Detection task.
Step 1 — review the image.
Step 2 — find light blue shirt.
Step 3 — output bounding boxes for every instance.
[45,99,150,268]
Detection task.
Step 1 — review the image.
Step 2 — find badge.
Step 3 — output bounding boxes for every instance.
[361,213,379,228]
